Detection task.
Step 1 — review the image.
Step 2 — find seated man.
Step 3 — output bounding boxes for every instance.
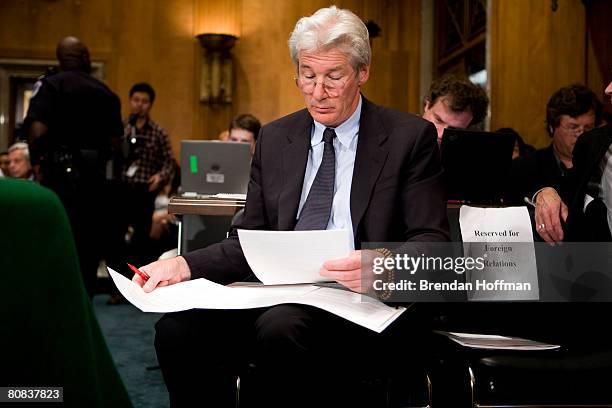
[227,113,261,155]
[0,150,9,177]
[134,6,449,407]
[534,80,612,243]
[422,74,489,145]
[7,142,34,180]
[510,85,603,205]
[519,81,612,355]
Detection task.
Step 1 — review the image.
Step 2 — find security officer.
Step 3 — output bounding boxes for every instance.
[25,36,123,297]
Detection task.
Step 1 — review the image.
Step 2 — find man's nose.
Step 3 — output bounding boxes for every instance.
[575,126,590,137]
[311,81,327,100]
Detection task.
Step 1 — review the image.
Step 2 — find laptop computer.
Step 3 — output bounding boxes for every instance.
[180,140,251,195]
[440,128,515,204]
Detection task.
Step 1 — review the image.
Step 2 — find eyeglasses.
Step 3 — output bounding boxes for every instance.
[559,123,594,135]
[294,73,354,97]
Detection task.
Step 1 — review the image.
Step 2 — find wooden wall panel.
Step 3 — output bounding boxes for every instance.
[586,0,612,114]
[490,0,586,149]
[0,0,422,155]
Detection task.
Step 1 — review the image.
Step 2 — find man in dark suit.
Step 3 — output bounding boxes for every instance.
[534,80,612,243]
[523,81,612,354]
[509,85,602,206]
[134,6,449,407]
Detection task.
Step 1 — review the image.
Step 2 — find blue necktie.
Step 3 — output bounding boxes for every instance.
[295,128,336,230]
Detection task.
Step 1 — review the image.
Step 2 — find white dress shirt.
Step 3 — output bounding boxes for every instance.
[297,96,362,249]
[599,144,612,235]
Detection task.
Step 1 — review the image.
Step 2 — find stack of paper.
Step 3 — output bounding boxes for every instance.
[110,229,406,333]
[109,270,405,333]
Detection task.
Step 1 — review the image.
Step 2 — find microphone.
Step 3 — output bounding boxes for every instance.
[128,113,138,127]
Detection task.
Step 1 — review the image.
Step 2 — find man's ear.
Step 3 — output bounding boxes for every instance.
[423,99,431,112]
[358,65,370,85]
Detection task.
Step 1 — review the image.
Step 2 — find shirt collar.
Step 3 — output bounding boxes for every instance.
[311,95,362,149]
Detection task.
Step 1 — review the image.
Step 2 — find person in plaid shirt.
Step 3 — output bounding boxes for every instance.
[110,82,174,294]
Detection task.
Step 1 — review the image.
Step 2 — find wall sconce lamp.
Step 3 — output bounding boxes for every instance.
[197,33,238,105]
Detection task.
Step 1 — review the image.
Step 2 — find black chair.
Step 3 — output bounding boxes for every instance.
[426,301,612,408]
[237,361,432,408]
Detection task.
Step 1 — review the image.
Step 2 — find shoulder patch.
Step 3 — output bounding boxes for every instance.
[31,80,42,98]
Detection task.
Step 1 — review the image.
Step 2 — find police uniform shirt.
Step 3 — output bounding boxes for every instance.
[26,70,123,163]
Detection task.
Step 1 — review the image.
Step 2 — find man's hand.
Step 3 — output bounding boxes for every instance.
[534,187,568,243]
[320,250,377,293]
[148,173,162,192]
[133,256,192,293]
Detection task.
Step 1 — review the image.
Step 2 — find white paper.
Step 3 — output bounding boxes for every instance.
[237,229,352,285]
[212,193,247,200]
[109,268,405,333]
[459,206,539,301]
[435,330,560,350]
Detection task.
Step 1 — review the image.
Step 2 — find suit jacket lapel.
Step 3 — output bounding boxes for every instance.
[350,98,389,235]
[278,111,312,230]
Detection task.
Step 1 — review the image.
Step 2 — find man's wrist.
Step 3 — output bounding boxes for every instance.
[372,248,394,301]
[176,256,192,281]
[533,187,558,205]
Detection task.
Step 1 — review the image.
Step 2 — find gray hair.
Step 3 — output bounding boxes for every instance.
[8,142,30,161]
[288,6,371,71]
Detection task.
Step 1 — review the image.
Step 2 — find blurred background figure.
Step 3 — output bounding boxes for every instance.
[496,127,535,160]
[544,84,602,170]
[7,142,34,180]
[228,113,261,155]
[119,82,175,264]
[217,129,229,141]
[422,74,489,145]
[509,84,603,205]
[0,150,9,177]
[149,159,181,259]
[105,82,174,305]
[25,36,124,298]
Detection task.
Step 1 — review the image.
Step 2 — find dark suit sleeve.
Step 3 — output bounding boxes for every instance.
[182,128,269,284]
[401,121,450,242]
[561,136,590,206]
[559,128,609,241]
[507,155,532,205]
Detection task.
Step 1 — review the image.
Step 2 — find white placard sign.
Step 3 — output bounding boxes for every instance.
[459,206,539,301]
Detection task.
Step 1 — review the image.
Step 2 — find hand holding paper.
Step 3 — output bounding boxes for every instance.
[320,249,378,293]
[133,255,192,292]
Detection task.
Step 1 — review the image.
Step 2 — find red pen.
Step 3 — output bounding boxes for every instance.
[127,263,150,281]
